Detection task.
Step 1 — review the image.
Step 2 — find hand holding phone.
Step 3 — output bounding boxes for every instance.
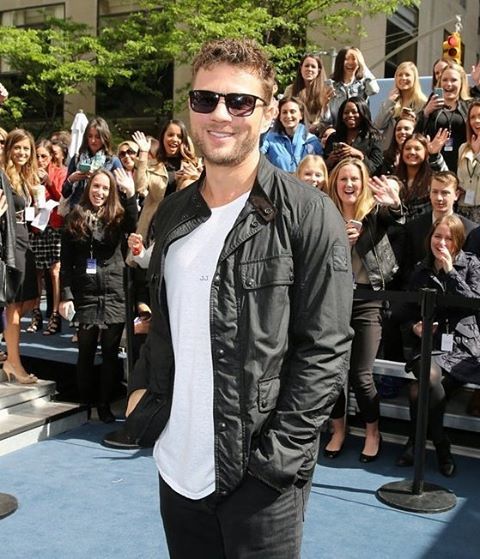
[348,220,363,231]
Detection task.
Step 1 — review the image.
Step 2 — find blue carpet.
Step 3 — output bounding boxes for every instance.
[0,424,479,558]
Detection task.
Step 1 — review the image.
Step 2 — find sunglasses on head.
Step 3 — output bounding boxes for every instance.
[119,148,137,157]
[189,90,267,117]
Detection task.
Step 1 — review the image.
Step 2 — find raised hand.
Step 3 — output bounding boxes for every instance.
[426,128,450,154]
[368,175,401,208]
[132,131,151,154]
[113,167,135,198]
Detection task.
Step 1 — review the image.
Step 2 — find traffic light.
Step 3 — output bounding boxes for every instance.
[442,32,462,65]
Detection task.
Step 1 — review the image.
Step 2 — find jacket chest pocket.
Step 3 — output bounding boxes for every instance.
[239,255,294,290]
[454,320,480,355]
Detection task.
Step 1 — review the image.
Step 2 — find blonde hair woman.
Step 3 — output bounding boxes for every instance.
[417,61,473,171]
[375,61,427,150]
[324,158,403,463]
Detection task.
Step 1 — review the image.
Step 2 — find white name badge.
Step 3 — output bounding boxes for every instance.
[444,137,454,152]
[25,206,35,222]
[441,333,454,352]
[464,190,476,206]
[86,258,97,275]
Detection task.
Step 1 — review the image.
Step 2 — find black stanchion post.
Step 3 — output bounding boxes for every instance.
[0,493,17,519]
[412,287,436,495]
[376,288,456,513]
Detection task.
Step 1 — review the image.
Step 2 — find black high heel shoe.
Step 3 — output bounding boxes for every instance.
[97,404,116,424]
[26,308,43,333]
[323,438,345,459]
[434,439,456,477]
[359,436,382,463]
[396,438,414,467]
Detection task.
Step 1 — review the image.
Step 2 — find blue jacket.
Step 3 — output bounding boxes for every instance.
[261,124,323,172]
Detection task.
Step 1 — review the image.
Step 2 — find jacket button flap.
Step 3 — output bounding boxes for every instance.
[258,376,280,412]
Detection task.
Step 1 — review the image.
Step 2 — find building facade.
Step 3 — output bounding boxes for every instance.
[0,0,479,131]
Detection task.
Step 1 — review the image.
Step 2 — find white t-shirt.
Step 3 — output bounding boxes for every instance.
[154,191,249,499]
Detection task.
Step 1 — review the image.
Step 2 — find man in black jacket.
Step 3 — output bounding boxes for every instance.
[126,38,353,559]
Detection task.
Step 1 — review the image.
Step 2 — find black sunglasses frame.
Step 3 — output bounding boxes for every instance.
[189,90,267,117]
[118,148,138,157]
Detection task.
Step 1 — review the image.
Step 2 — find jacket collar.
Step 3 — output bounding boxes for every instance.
[186,155,277,223]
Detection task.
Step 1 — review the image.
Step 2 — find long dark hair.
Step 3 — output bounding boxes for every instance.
[396,133,431,203]
[65,169,124,239]
[156,119,196,163]
[334,96,378,141]
[331,47,365,83]
[383,116,416,171]
[289,53,326,119]
[78,117,114,156]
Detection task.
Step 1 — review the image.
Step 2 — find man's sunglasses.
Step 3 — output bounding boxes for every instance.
[189,90,267,117]
[119,148,138,158]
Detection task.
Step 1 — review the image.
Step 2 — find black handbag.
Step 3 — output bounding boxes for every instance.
[0,241,20,307]
[124,390,170,447]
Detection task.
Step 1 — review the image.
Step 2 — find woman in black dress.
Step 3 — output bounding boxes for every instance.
[59,168,137,421]
[2,129,39,383]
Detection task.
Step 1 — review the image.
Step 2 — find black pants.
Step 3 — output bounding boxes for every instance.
[76,322,124,406]
[409,361,463,444]
[159,474,311,559]
[331,299,383,423]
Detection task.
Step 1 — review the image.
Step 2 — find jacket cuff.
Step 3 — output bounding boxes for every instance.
[61,287,73,301]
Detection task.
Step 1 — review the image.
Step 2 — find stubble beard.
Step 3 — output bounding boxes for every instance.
[192,130,258,168]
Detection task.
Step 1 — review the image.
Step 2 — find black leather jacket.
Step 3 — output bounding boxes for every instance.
[129,156,353,496]
[405,251,480,357]
[354,205,405,290]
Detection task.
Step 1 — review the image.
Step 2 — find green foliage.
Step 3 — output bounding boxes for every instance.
[0,0,419,130]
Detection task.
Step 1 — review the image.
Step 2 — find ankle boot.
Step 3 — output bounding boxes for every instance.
[396,437,414,467]
[97,404,116,424]
[434,439,456,477]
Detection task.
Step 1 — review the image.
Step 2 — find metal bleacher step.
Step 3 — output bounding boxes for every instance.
[378,385,480,434]
[0,377,88,457]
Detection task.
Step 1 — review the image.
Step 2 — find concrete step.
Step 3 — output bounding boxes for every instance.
[0,397,88,456]
[0,378,56,410]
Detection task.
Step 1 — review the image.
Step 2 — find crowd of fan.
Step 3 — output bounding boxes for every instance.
[1,45,480,478]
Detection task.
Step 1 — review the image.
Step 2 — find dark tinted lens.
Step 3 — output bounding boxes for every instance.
[190,91,219,113]
[225,94,256,116]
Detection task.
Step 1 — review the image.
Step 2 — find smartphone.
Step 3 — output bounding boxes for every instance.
[348,220,363,231]
[332,142,340,152]
[78,162,92,173]
[434,87,443,99]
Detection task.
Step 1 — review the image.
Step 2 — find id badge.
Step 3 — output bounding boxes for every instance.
[441,333,454,352]
[464,190,475,206]
[86,258,97,275]
[444,137,454,152]
[25,206,35,222]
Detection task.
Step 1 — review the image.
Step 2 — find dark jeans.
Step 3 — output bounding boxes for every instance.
[331,298,383,423]
[77,322,124,406]
[159,474,311,559]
